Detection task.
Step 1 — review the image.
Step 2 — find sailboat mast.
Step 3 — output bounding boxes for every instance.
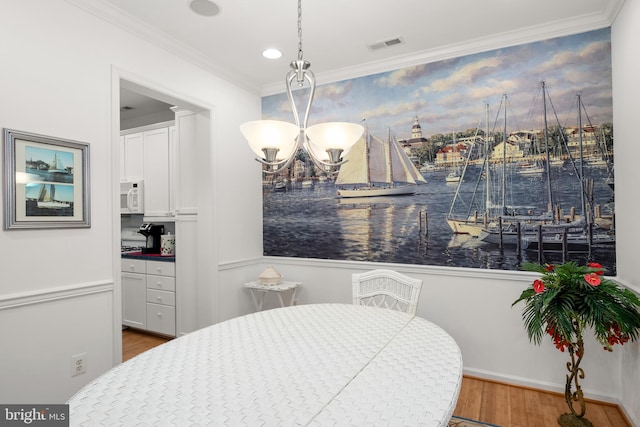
[577,93,587,221]
[502,94,507,213]
[365,127,371,185]
[541,81,553,213]
[387,128,393,184]
[485,102,490,216]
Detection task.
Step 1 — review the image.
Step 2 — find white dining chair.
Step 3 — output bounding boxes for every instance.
[352,269,423,316]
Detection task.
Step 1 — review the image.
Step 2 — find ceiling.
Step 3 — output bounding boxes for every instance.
[120,88,173,121]
[78,0,622,96]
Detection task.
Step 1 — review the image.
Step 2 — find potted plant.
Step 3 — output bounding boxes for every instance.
[513,261,640,427]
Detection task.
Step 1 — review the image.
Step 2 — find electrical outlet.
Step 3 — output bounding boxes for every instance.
[71,353,87,377]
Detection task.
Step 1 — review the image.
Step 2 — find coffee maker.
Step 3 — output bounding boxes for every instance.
[138,223,164,254]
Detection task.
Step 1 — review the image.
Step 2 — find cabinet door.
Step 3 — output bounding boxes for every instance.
[122,272,146,329]
[143,127,171,217]
[123,132,144,179]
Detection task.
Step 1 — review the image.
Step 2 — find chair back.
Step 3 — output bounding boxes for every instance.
[352,269,423,316]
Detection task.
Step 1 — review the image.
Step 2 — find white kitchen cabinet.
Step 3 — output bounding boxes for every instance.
[122,258,176,337]
[145,260,176,336]
[121,124,175,218]
[122,259,147,329]
[122,132,144,180]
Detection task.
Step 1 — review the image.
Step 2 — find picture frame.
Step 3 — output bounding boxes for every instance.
[3,128,90,229]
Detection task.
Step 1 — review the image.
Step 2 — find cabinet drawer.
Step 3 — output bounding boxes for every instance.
[146,289,175,306]
[146,274,176,291]
[146,260,175,277]
[121,258,146,274]
[146,303,176,336]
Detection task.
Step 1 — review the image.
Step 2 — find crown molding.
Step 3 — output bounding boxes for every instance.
[261,2,623,96]
[65,0,260,93]
[64,0,623,98]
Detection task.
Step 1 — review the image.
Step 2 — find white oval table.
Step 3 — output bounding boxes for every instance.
[68,304,463,426]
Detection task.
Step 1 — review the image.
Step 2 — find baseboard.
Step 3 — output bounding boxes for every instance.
[463,367,618,404]
[619,405,639,427]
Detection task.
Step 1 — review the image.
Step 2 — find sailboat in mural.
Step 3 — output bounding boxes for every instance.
[516,89,615,250]
[445,131,462,183]
[455,82,615,250]
[445,97,541,236]
[336,128,426,198]
[446,93,556,239]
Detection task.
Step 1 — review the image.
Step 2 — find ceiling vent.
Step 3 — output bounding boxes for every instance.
[368,37,404,51]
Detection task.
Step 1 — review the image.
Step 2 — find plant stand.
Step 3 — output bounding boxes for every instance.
[558,413,593,427]
[558,335,593,427]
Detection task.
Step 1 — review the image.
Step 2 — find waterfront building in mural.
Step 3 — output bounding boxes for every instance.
[261,28,615,273]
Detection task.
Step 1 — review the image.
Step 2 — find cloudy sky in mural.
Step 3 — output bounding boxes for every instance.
[262,28,612,139]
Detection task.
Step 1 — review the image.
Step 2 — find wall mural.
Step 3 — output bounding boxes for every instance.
[261,28,615,273]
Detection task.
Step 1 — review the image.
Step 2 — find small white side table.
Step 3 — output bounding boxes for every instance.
[244,280,300,311]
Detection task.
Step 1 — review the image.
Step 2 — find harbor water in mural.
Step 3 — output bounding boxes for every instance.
[263,162,615,272]
[262,27,615,273]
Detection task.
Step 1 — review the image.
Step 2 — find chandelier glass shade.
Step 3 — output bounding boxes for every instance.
[239,0,364,174]
[240,120,300,165]
[304,122,366,164]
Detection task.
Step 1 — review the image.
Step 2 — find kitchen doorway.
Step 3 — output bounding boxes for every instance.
[114,76,214,363]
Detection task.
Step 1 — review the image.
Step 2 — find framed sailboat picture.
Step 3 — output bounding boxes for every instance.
[3,129,90,229]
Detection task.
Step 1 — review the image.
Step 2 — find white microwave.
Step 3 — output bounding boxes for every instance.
[120,178,144,214]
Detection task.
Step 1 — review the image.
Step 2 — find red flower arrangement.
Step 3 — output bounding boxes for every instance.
[513,261,640,425]
[514,261,640,352]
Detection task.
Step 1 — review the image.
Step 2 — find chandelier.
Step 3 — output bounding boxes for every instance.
[240,0,364,175]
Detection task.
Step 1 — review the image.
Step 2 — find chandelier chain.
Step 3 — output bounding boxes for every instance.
[297,0,303,61]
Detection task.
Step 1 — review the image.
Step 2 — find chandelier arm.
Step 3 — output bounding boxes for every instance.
[256,149,298,174]
[285,68,316,131]
[301,70,315,130]
[285,71,302,129]
[303,145,349,175]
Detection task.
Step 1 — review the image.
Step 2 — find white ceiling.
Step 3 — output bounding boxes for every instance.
[73,0,623,97]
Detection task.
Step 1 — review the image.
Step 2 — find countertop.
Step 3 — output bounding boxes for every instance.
[121,251,175,262]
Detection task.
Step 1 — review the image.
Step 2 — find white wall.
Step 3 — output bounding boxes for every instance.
[611,0,640,424]
[221,258,623,402]
[0,0,263,403]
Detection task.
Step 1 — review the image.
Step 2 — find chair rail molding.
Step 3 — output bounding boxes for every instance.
[0,280,113,310]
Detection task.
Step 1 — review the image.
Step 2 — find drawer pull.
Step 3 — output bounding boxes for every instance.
[157,312,162,318]
[156,296,162,301]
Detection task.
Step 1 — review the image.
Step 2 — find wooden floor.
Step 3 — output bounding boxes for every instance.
[122,327,172,361]
[453,376,630,427]
[122,329,630,427]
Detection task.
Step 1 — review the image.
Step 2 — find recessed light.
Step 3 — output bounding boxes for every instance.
[188,0,220,17]
[263,48,283,59]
